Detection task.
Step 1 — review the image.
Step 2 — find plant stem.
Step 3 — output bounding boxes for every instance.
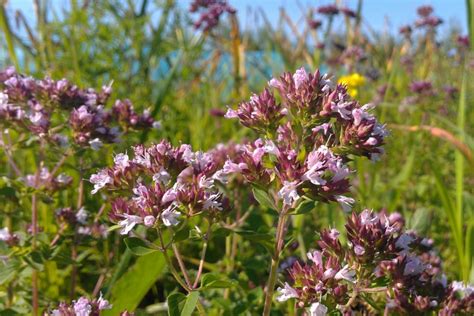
[70,177,84,299]
[0,130,22,177]
[262,212,288,316]
[157,229,191,291]
[31,167,40,316]
[193,224,211,288]
[157,229,205,316]
[171,243,192,288]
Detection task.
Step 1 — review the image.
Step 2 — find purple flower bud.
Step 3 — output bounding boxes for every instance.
[354,244,365,256]
[144,215,156,227]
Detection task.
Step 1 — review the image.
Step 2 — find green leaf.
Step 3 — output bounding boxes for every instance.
[235,230,274,254]
[124,237,158,256]
[200,272,236,289]
[0,186,17,199]
[173,225,190,243]
[292,199,315,215]
[167,292,186,316]
[252,187,276,210]
[0,259,21,285]
[23,251,44,271]
[406,208,430,234]
[212,227,233,238]
[235,230,273,242]
[181,291,199,316]
[102,251,167,315]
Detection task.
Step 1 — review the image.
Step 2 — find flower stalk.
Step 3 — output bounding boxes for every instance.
[263,210,289,316]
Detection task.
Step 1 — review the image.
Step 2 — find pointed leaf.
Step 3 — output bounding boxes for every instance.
[167,292,186,316]
[252,187,276,210]
[124,237,158,256]
[181,291,199,316]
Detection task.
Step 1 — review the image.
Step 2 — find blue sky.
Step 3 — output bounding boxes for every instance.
[223,0,467,33]
[7,0,468,34]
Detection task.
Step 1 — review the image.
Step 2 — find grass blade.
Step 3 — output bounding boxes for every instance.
[455,73,466,250]
[467,0,474,52]
[0,5,20,69]
[140,50,184,143]
[432,162,465,279]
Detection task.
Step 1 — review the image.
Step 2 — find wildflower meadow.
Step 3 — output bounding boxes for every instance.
[0,0,473,315]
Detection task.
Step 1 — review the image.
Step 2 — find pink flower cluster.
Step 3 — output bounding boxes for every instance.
[89,141,229,235]
[277,210,474,314]
[50,294,112,315]
[0,67,159,149]
[24,167,72,191]
[315,4,357,18]
[189,0,236,32]
[307,4,357,31]
[223,68,387,211]
[55,207,108,239]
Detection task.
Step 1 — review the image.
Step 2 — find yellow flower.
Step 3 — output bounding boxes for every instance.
[338,73,366,97]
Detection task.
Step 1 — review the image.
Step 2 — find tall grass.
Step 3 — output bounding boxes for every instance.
[468,0,474,52]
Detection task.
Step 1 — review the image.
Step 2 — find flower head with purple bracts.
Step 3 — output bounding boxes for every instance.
[414,5,443,29]
[189,0,236,32]
[340,7,357,19]
[307,18,322,30]
[90,141,229,235]
[399,25,413,37]
[457,35,470,49]
[0,67,159,149]
[409,80,434,96]
[223,68,387,212]
[276,210,473,314]
[0,227,19,247]
[316,4,339,16]
[417,5,434,18]
[340,46,366,64]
